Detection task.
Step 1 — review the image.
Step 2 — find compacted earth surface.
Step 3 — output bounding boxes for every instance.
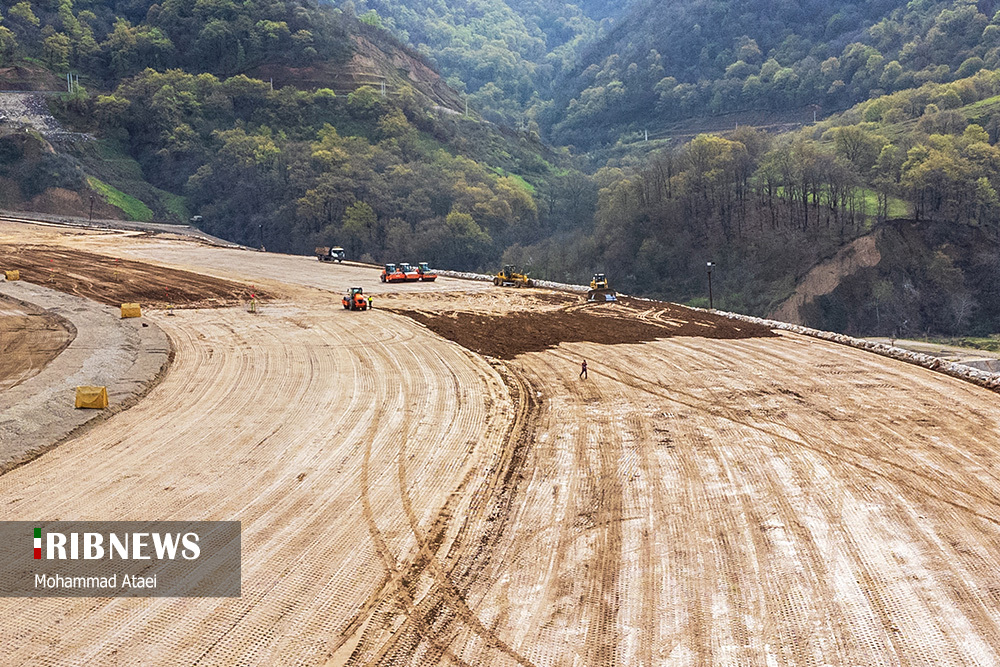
[2,218,1000,666]
[0,295,73,391]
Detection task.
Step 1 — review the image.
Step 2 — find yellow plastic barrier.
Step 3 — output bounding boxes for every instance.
[4,270,19,281]
[75,386,108,409]
[120,303,142,318]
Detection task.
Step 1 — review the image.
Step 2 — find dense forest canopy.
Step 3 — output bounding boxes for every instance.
[507,70,1000,336]
[351,0,615,126]
[1,0,354,81]
[548,0,1000,146]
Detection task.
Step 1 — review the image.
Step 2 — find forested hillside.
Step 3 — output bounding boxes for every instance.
[4,0,1000,338]
[0,0,353,80]
[351,0,616,126]
[550,0,1000,146]
[506,69,1000,336]
[0,0,581,269]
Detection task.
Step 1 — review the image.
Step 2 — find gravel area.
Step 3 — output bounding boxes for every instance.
[0,93,90,141]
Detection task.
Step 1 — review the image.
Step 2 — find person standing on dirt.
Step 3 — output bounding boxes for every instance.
[580,360,587,379]
[367,295,373,310]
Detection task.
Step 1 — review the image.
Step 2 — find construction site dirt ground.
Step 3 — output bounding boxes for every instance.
[3,219,1000,665]
[0,294,73,390]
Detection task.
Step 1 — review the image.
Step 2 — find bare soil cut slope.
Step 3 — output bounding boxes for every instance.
[770,233,881,324]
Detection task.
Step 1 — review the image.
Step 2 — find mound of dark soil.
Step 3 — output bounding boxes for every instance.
[0,245,271,307]
[393,296,775,359]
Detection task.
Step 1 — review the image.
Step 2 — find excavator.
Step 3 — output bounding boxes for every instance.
[493,265,534,288]
[587,273,617,302]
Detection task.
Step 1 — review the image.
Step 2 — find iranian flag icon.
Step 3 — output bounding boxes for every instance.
[34,527,41,559]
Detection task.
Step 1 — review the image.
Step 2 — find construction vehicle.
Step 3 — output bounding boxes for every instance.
[315,246,345,262]
[587,273,617,302]
[398,262,420,281]
[493,265,534,288]
[380,263,407,283]
[416,262,437,281]
[342,287,368,310]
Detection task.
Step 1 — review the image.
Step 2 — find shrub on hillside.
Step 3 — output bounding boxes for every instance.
[23,153,87,198]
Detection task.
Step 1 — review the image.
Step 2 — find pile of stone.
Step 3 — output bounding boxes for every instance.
[0,93,91,142]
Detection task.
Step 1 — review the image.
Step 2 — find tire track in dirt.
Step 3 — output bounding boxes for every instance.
[535,337,1000,664]
[392,344,533,666]
[556,344,1000,532]
[391,328,1000,665]
[7,222,1000,665]
[324,311,542,667]
[660,334,1000,656]
[0,301,519,666]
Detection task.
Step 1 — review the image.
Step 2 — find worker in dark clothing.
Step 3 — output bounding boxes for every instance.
[580,360,587,379]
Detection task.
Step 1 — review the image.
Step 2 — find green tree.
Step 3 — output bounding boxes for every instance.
[8,3,39,27]
[828,125,888,173]
[43,32,71,69]
[0,27,18,65]
[342,200,378,255]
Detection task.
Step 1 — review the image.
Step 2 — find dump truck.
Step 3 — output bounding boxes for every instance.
[587,273,617,302]
[416,262,437,281]
[380,263,407,283]
[342,287,368,310]
[398,263,420,281]
[315,246,346,262]
[494,265,534,288]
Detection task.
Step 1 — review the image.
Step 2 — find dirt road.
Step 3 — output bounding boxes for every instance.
[2,222,1000,665]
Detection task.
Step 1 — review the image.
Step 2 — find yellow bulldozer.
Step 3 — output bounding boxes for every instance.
[494,265,534,288]
[587,273,617,302]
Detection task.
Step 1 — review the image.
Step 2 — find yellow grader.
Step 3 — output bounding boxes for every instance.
[494,265,534,288]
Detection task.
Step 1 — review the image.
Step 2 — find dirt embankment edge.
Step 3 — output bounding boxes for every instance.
[0,280,173,474]
[705,307,1000,393]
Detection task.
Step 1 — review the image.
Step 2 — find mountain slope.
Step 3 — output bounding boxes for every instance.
[548,0,1000,147]
[353,0,617,124]
[0,0,580,270]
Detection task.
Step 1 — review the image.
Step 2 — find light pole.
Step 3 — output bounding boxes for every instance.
[706,262,715,310]
[89,195,95,221]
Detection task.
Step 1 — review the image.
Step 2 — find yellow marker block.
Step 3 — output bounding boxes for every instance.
[4,270,19,281]
[120,303,142,318]
[75,386,108,409]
